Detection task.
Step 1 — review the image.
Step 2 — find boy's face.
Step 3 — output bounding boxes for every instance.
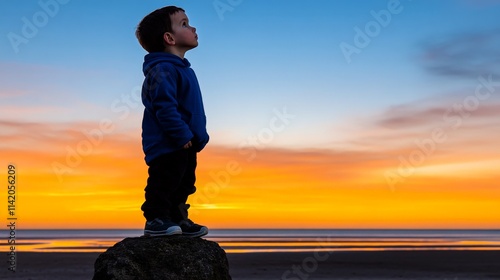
[168,11,198,50]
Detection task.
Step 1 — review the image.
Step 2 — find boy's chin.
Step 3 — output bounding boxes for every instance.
[183,41,198,49]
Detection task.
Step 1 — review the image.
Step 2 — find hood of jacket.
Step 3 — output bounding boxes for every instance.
[142,52,191,75]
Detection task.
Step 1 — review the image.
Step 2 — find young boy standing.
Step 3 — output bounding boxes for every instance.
[136,6,209,237]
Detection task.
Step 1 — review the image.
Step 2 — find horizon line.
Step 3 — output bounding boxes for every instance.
[8,228,500,231]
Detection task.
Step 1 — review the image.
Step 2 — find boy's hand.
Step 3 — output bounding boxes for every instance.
[183,141,193,149]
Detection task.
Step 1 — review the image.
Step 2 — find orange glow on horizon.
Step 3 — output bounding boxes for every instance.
[2,140,500,229]
[2,99,500,230]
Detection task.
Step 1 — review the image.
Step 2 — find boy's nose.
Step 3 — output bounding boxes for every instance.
[192,26,196,33]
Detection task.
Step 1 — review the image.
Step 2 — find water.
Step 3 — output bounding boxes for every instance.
[3,229,500,253]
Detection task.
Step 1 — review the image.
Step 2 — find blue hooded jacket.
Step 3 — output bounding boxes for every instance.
[141,52,209,164]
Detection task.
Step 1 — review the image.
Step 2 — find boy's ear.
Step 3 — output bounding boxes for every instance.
[163,32,175,46]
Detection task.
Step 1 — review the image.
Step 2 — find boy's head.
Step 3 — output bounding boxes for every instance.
[136,6,198,54]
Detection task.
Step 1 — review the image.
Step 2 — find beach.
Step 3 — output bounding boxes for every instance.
[2,250,500,279]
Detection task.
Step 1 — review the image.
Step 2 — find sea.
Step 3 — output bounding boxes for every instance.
[2,229,500,253]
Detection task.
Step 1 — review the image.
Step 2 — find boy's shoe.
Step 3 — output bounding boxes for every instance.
[144,218,182,236]
[178,219,208,237]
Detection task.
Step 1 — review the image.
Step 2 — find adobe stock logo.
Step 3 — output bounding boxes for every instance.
[51,85,143,183]
[385,74,499,190]
[213,0,243,21]
[7,0,70,54]
[190,106,296,216]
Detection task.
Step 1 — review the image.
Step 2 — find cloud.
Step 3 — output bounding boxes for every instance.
[375,100,500,131]
[375,104,445,129]
[420,29,500,79]
[0,119,143,184]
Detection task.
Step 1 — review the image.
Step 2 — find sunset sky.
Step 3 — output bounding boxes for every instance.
[1,0,499,229]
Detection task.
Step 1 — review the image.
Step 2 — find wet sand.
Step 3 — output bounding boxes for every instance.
[2,250,500,279]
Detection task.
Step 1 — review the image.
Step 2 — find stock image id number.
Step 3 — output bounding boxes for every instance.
[8,165,16,215]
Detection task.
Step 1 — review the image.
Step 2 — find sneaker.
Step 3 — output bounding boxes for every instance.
[178,219,208,237]
[144,218,182,236]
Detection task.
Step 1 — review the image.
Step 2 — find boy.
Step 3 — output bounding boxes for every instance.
[136,6,209,237]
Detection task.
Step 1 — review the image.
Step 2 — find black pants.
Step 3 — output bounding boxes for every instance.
[141,148,197,222]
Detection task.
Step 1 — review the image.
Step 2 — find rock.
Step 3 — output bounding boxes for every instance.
[92,235,231,280]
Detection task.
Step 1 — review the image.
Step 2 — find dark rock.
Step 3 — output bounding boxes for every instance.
[92,235,231,280]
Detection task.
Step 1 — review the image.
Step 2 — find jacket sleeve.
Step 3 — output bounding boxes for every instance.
[149,64,193,148]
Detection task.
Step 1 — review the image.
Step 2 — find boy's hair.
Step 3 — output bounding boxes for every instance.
[136,6,185,53]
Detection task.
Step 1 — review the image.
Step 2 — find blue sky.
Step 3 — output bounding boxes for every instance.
[1,0,500,149]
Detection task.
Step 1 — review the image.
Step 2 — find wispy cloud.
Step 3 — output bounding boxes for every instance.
[420,29,500,79]
[365,104,498,158]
